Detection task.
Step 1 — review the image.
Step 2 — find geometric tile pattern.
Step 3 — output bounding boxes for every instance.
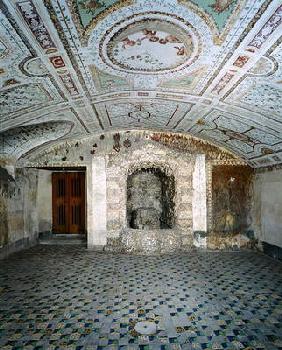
[0,245,282,349]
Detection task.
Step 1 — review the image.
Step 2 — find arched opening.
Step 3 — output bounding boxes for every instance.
[127,167,175,230]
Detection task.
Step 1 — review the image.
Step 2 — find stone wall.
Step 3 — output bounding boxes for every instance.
[106,141,195,252]
[127,169,174,230]
[2,130,275,255]
[0,165,15,248]
[206,164,254,250]
[253,168,282,249]
[0,167,9,247]
[16,130,248,253]
[0,166,39,259]
[212,165,253,234]
[37,170,52,233]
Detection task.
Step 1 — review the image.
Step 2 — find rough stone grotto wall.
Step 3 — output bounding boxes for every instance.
[106,141,195,252]
[127,168,175,230]
[207,164,254,250]
[20,130,250,253]
[0,165,39,259]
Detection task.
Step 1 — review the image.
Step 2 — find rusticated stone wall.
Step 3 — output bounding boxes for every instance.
[106,141,195,252]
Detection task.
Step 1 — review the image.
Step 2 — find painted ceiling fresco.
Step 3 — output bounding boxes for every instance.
[108,26,190,73]
[0,121,73,159]
[0,0,281,168]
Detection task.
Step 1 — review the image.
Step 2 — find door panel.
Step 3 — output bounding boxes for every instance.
[52,173,68,233]
[52,172,85,234]
[68,173,85,234]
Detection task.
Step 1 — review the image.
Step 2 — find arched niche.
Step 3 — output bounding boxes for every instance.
[126,166,175,230]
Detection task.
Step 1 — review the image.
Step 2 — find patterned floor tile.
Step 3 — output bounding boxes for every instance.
[0,246,282,349]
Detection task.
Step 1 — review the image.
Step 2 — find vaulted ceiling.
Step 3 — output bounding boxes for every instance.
[0,0,281,167]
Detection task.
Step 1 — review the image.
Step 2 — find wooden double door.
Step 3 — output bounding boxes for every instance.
[52,172,85,234]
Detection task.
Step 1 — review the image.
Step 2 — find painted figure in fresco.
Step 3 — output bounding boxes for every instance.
[120,29,190,59]
[210,0,235,13]
[79,0,111,14]
[79,0,105,12]
[165,35,181,43]
[174,46,186,56]
[142,29,158,42]
[216,209,236,233]
[224,210,235,232]
[122,37,136,49]
[122,30,184,49]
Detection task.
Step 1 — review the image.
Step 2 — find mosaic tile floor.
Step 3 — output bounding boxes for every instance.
[0,246,282,350]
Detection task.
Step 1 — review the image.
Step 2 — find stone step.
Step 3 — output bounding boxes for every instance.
[38,233,87,246]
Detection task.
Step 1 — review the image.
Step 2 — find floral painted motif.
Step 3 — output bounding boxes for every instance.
[212,72,234,94]
[95,100,192,130]
[249,5,282,49]
[189,110,282,161]
[233,55,249,68]
[16,0,56,50]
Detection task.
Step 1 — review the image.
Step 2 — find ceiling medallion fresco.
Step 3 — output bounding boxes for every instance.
[88,6,210,82]
[98,14,201,75]
[105,19,196,73]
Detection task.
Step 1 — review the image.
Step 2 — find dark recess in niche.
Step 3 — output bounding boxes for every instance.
[127,167,175,230]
